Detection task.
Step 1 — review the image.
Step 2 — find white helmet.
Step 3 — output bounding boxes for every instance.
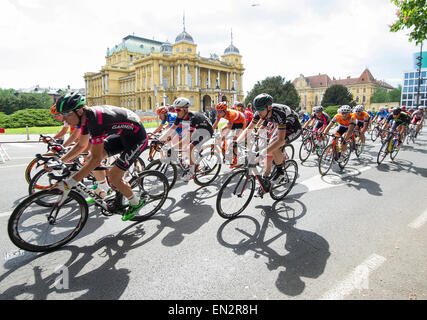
[313,106,324,112]
[339,105,352,114]
[354,105,364,112]
[172,97,191,108]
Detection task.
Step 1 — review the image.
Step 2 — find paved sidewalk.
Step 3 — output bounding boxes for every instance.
[0,134,41,143]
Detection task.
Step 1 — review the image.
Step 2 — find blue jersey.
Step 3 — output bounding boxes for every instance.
[161,113,182,134]
[377,111,389,120]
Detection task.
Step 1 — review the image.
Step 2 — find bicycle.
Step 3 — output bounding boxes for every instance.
[376,129,402,165]
[24,135,71,186]
[216,145,298,219]
[349,129,364,158]
[8,155,169,252]
[370,122,382,142]
[144,139,222,188]
[318,133,351,176]
[406,123,416,145]
[298,129,329,162]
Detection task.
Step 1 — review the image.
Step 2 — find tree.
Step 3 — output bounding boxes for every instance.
[371,85,402,103]
[321,85,355,107]
[0,89,52,115]
[244,76,300,110]
[389,0,426,44]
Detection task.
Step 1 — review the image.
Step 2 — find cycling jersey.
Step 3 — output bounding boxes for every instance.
[310,112,331,127]
[252,104,301,142]
[331,114,356,127]
[216,109,246,130]
[161,112,182,135]
[81,105,147,171]
[352,111,370,122]
[386,112,411,127]
[412,109,424,120]
[376,111,389,120]
[174,111,214,146]
[244,108,254,124]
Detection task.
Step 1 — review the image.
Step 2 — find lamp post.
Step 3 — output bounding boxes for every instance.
[415,42,423,109]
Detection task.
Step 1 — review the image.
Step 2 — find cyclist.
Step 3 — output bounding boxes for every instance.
[212,102,246,168]
[159,97,214,182]
[151,106,182,141]
[322,105,356,161]
[373,106,390,125]
[54,92,148,221]
[401,106,412,117]
[237,93,302,190]
[236,101,254,125]
[351,105,370,145]
[303,106,330,147]
[411,106,425,137]
[382,107,411,146]
[50,105,80,147]
[299,111,310,124]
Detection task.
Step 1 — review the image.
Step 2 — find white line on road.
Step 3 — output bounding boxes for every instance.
[0,211,12,218]
[320,254,387,300]
[408,209,427,229]
[0,164,27,169]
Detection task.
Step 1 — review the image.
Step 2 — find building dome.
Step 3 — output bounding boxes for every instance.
[224,43,240,55]
[175,30,194,44]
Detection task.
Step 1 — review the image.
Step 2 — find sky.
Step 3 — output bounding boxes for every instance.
[0,0,422,94]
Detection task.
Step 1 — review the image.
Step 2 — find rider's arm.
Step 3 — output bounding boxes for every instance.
[152,123,165,135]
[61,133,90,163]
[212,119,220,130]
[236,120,256,144]
[53,125,69,140]
[70,142,105,183]
[63,127,80,147]
[159,124,176,142]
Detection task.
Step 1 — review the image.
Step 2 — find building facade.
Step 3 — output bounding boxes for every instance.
[84,28,245,112]
[293,69,394,112]
[401,51,427,108]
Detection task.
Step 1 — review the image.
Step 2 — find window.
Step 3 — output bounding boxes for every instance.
[356,96,359,102]
[403,94,407,99]
[363,96,366,103]
[422,71,427,78]
[130,55,133,62]
[363,88,366,93]
[421,86,426,93]
[409,87,414,92]
[409,79,414,85]
[405,73,409,79]
[410,72,415,78]
[163,66,167,71]
[407,101,412,106]
[404,80,408,86]
[187,48,192,52]
[176,48,180,52]
[403,87,408,92]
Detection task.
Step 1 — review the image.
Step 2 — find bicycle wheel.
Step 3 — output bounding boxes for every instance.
[315,136,329,157]
[140,144,161,163]
[319,144,334,176]
[377,140,389,165]
[144,159,177,190]
[127,157,145,178]
[216,169,255,219]
[298,138,312,163]
[371,127,378,142]
[338,141,352,169]
[194,148,222,187]
[282,144,295,161]
[8,189,88,252]
[270,160,298,201]
[129,170,169,221]
[354,139,363,158]
[390,139,401,161]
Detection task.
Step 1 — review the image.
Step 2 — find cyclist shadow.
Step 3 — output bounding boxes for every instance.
[156,188,214,247]
[377,159,427,178]
[1,221,161,300]
[217,198,330,297]
[338,167,383,196]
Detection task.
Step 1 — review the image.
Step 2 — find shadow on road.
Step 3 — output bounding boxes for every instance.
[217,197,330,297]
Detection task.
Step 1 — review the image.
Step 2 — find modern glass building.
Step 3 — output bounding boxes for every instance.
[402,51,427,107]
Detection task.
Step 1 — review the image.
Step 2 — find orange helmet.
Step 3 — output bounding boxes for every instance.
[156,106,168,115]
[50,104,59,115]
[216,102,228,112]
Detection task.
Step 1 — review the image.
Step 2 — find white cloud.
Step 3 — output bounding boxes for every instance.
[0,0,418,92]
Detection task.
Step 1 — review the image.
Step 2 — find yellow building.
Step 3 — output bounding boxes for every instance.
[84,26,245,112]
[293,69,394,112]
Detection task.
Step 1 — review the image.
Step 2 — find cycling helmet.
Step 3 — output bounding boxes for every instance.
[313,106,324,112]
[55,92,86,114]
[215,102,228,112]
[354,105,364,113]
[156,106,168,115]
[172,97,191,108]
[419,106,424,110]
[339,105,352,114]
[50,104,59,115]
[253,93,273,110]
[392,107,401,115]
[401,106,406,110]
[236,102,245,110]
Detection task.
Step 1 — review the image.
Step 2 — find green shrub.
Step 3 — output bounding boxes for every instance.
[325,106,339,119]
[4,109,59,128]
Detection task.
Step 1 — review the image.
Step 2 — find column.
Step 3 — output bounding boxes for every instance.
[217,71,220,89]
[159,63,163,87]
[185,64,188,87]
[171,66,174,88]
[226,72,229,91]
[208,69,211,88]
[177,64,181,86]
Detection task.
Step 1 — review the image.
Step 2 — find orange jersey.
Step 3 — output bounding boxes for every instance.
[217,110,246,125]
[352,111,370,122]
[332,114,355,127]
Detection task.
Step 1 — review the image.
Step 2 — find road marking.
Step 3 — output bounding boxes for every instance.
[294,165,372,194]
[0,211,12,218]
[0,164,27,169]
[320,254,387,300]
[408,209,427,229]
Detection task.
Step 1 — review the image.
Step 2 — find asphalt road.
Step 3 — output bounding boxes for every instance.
[0,128,426,300]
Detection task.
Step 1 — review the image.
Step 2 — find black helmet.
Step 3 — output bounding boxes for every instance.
[392,107,401,115]
[253,93,273,110]
[56,92,86,114]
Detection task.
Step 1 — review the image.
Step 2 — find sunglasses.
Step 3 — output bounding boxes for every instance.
[60,112,74,117]
[255,107,267,111]
[175,108,187,112]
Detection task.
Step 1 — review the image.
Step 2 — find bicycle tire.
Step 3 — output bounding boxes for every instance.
[216,169,255,219]
[270,160,298,201]
[371,127,378,142]
[144,159,177,190]
[24,158,38,185]
[338,141,352,169]
[318,144,334,176]
[128,170,169,221]
[8,189,88,252]
[194,148,222,187]
[377,141,389,165]
[390,140,401,161]
[282,144,295,161]
[298,138,312,163]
